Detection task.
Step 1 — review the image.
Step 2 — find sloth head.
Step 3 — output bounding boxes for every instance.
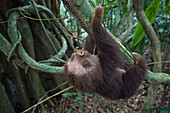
[65,50,101,76]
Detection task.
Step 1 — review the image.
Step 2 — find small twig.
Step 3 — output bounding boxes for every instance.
[113,0,128,31]
[51,56,66,63]
[89,0,95,8]
[18,7,72,21]
[32,81,68,112]
[21,86,74,113]
[0,9,72,25]
[0,17,25,24]
[113,5,134,32]
[147,61,170,66]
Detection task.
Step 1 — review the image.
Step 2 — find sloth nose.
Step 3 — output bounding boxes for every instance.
[76,50,85,57]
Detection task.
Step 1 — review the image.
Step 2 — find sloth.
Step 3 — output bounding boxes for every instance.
[64,5,146,100]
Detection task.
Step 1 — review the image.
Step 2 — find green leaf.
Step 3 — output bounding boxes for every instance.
[62,92,76,98]
[138,37,146,55]
[131,0,160,49]
[77,92,83,96]
[143,0,152,11]
[66,108,71,113]
[148,107,170,113]
[84,93,93,97]
[74,96,81,101]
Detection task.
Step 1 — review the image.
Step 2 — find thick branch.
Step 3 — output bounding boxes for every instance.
[62,0,93,35]
[134,0,161,72]
[146,70,170,83]
[133,0,162,113]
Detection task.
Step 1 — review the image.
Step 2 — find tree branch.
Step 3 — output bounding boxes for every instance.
[62,0,93,35]
[7,10,63,73]
[133,0,162,113]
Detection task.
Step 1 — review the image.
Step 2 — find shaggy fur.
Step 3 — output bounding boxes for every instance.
[64,6,146,100]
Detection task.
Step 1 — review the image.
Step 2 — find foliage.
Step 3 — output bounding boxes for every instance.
[148,106,170,113]
[131,0,160,51]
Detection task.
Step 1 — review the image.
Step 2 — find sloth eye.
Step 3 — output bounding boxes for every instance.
[82,60,91,67]
[76,50,85,57]
[70,55,75,61]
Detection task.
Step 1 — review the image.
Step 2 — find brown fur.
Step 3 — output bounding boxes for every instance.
[64,51,103,93]
[64,6,146,100]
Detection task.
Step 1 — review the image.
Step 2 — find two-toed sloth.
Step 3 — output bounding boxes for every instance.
[64,5,146,100]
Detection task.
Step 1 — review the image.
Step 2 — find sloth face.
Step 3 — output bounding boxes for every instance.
[66,50,100,76]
